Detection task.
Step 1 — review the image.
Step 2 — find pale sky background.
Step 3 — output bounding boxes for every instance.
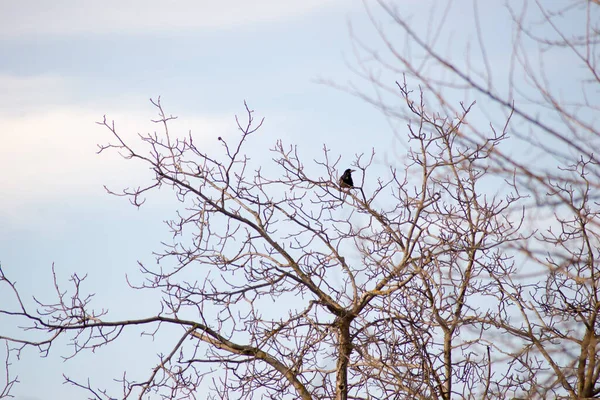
[0,1,589,399]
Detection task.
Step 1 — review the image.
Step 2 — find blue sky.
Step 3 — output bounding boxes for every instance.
[0,1,588,399]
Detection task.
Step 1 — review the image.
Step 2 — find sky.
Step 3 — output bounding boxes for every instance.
[0,1,589,399]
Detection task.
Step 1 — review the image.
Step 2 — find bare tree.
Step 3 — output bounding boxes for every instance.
[0,91,524,399]
[1,1,599,399]
[331,0,600,398]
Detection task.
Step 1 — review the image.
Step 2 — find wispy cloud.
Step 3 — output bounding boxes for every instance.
[0,74,75,112]
[1,0,345,37]
[0,74,234,228]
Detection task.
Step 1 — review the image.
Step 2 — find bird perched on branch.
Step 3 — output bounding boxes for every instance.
[339,169,355,189]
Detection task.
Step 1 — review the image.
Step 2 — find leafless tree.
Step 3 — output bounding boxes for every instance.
[1,1,599,399]
[0,90,522,399]
[330,0,600,398]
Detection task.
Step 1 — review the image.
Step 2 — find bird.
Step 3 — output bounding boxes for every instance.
[339,169,355,189]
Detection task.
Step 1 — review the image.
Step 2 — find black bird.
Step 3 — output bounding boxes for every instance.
[339,169,355,189]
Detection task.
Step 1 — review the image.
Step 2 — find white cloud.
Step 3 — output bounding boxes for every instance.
[0,74,74,113]
[0,108,232,198]
[0,75,234,227]
[0,0,345,37]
